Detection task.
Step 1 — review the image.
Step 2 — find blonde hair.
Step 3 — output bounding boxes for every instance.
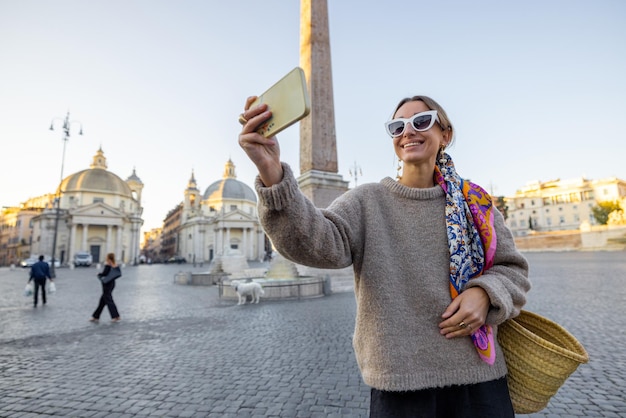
[393,95,455,148]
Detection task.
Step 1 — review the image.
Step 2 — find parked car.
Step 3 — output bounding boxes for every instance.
[43,256,61,268]
[166,256,187,264]
[20,257,39,268]
[21,256,60,268]
[73,251,93,267]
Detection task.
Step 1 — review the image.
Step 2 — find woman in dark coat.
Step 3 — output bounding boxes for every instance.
[90,252,121,322]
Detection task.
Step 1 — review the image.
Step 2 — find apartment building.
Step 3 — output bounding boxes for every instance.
[505,177,626,237]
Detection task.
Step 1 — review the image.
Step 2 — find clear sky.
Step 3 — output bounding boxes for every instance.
[1,0,625,234]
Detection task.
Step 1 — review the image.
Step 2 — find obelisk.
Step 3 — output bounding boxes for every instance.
[298,0,349,208]
[296,0,354,292]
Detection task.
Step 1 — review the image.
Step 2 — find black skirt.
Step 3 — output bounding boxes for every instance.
[369,376,514,418]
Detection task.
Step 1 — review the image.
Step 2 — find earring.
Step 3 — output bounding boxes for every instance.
[396,158,403,181]
[438,145,447,164]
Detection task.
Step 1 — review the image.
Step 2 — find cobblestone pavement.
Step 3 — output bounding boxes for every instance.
[0,252,624,417]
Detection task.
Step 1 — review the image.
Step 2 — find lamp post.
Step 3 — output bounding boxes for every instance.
[349,161,362,188]
[49,111,83,277]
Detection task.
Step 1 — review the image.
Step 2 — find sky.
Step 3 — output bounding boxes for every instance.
[1,0,625,234]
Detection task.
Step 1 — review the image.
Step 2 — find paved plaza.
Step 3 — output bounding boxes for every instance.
[1,251,625,417]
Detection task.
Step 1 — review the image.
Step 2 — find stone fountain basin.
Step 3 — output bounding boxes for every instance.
[220,277,328,301]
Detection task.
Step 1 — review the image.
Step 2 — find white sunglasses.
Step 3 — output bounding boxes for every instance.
[384,110,439,137]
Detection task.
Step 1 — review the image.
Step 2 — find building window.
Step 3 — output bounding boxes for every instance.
[93,197,104,203]
[230,244,238,250]
[546,218,552,226]
[230,205,237,211]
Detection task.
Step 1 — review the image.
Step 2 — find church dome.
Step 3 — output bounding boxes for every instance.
[59,148,132,197]
[203,159,256,202]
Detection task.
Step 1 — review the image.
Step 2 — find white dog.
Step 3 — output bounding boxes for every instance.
[230,280,265,305]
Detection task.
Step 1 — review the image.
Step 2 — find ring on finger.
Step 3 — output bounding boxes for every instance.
[457,321,467,329]
[238,113,248,125]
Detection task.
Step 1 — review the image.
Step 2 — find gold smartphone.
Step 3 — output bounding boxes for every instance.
[250,67,311,137]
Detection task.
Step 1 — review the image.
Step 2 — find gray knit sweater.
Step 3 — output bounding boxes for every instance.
[256,163,530,392]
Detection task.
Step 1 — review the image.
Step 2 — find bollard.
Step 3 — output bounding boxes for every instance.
[323,275,332,296]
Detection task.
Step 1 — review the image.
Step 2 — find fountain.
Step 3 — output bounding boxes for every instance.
[220,253,328,302]
[174,251,328,301]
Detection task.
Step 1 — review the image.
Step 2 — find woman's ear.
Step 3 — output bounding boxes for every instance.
[442,126,452,143]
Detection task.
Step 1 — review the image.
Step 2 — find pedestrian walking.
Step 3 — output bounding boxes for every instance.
[90,252,121,323]
[238,94,531,417]
[28,255,54,307]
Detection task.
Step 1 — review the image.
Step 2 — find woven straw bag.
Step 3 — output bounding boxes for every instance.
[497,310,589,414]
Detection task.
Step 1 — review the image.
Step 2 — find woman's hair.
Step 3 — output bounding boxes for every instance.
[393,95,455,147]
[106,253,116,264]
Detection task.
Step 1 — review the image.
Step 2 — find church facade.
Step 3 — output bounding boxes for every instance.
[176,159,266,265]
[30,148,144,265]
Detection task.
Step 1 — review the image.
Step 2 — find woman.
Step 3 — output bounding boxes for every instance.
[90,252,121,323]
[238,94,530,417]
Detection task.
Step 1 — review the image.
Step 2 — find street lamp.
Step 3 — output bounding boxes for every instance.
[49,111,83,277]
[349,161,362,188]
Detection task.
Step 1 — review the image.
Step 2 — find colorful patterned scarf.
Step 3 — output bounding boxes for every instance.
[434,152,497,365]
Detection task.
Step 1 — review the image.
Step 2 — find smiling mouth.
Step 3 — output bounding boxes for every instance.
[402,141,424,149]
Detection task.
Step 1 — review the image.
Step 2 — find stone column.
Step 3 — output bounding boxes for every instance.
[106,225,112,254]
[69,223,77,259]
[217,227,223,256]
[82,224,88,251]
[116,225,123,262]
[241,226,250,260]
[298,0,349,208]
[130,222,139,264]
[198,225,205,264]
[213,228,218,258]
[257,229,265,262]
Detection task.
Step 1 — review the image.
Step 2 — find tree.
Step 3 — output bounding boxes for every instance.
[591,201,622,225]
[494,196,509,220]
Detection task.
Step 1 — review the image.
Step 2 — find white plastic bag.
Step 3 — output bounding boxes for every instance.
[48,281,56,294]
[23,283,33,297]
